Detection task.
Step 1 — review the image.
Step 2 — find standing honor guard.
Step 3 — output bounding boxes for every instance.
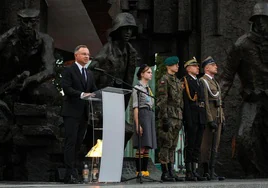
[132,64,157,177]
[183,57,207,181]
[200,56,225,181]
[157,56,184,182]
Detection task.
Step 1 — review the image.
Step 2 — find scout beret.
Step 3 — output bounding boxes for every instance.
[17,9,40,18]
[164,56,179,66]
[136,64,149,78]
[202,56,215,68]
[184,57,199,68]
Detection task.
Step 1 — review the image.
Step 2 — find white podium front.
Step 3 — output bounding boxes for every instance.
[93,87,131,182]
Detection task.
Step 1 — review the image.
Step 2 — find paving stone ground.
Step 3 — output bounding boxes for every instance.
[1,179,268,188]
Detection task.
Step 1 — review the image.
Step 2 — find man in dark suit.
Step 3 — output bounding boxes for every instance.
[61,45,97,184]
[183,57,207,181]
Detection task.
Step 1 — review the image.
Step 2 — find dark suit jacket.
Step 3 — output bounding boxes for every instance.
[183,74,206,127]
[61,63,97,118]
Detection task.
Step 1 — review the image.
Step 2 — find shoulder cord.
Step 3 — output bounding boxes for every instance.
[200,78,219,98]
[201,78,224,123]
[184,76,198,101]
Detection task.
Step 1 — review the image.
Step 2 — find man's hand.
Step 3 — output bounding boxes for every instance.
[82,92,96,98]
[208,121,218,131]
[162,118,171,132]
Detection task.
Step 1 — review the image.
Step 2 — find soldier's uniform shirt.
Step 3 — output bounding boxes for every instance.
[157,73,184,163]
[200,74,223,163]
[183,74,206,163]
[132,81,157,149]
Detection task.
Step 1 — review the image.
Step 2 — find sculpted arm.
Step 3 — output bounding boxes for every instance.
[220,45,241,99]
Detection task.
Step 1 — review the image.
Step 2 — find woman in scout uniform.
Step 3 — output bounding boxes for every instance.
[132,64,157,177]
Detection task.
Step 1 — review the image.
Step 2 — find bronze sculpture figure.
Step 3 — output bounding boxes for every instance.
[220,2,268,177]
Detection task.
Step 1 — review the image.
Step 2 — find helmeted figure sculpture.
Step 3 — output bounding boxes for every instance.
[88,12,138,148]
[89,12,138,100]
[220,2,268,177]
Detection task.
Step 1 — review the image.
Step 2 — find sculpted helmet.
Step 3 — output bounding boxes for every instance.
[17,9,40,18]
[249,2,268,21]
[109,12,138,37]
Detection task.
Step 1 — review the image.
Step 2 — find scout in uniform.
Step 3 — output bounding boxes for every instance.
[132,64,157,177]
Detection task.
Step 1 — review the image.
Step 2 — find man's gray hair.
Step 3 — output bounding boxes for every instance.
[74,45,88,54]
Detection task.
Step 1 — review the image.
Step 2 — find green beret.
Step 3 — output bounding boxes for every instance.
[164,56,179,66]
[184,57,199,68]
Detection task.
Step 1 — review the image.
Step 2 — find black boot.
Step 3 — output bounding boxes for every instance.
[167,163,185,181]
[185,163,197,181]
[160,164,175,182]
[210,155,225,181]
[192,162,207,181]
[202,162,211,180]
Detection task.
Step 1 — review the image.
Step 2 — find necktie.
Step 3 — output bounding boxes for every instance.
[212,78,217,85]
[82,68,87,82]
[196,79,200,86]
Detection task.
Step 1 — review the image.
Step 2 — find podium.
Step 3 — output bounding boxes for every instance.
[86,87,132,182]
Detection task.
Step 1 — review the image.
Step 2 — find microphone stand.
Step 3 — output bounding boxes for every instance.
[93,68,162,184]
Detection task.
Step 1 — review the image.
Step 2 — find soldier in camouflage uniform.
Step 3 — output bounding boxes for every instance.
[157,56,184,182]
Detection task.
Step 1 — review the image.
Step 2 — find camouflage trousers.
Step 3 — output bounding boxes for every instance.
[157,118,182,164]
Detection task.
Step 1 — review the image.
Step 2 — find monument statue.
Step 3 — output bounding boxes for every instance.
[0,8,58,106]
[0,9,60,181]
[220,2,268,177]
[89,12,138,98]
[88,12,138,147]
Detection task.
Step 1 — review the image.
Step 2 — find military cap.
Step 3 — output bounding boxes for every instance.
[184,57,199,68]
[17,9,40,18]
[202,56,216,68]
[164,56,179,66]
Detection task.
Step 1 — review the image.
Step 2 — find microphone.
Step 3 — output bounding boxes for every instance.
[93,67,106,72]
